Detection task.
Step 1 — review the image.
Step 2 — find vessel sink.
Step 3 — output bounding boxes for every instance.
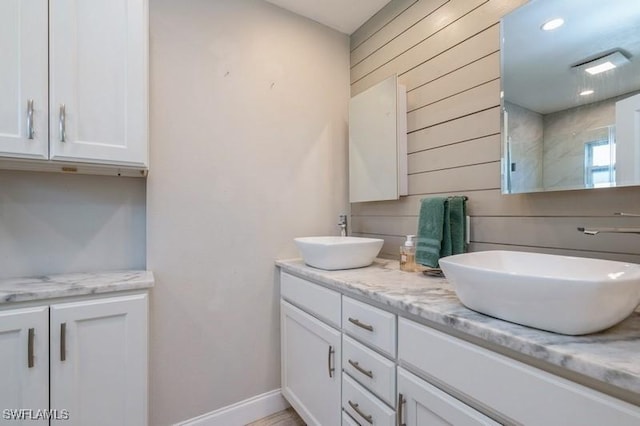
[439,250,640,335]
[294,236,384,270]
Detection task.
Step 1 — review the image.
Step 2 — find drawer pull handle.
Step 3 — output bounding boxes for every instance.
[348,400,373,424]
[348,359,373,378]
[27,328,35,368]
[60,323,67,361]
[348,317,374,332]
[26,100,35,140]
[397,393,406,426]
[59,104,66,142]
[327,345,335,378]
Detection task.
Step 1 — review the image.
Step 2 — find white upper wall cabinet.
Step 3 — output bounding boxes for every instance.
[50,0,148,167]
[349,74,407,203]
[0,0,49,160]
[0,0,148,174]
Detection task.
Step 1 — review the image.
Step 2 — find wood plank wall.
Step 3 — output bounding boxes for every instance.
[349,0,640,263]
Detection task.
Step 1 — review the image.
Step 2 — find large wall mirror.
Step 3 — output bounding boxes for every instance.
[501,0,640,194]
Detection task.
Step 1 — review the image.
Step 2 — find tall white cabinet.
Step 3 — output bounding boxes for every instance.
[0,0,148,172]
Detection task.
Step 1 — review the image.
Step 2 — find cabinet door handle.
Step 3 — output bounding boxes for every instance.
[60,323,67,361]
[397,393,406,426]
[26,100,34,140]
[348,317,374,332]
[327,345,335,378]
[27,328,35,368]
[348,400,373,424]
[348,359,373,378]
[59,104,66,142]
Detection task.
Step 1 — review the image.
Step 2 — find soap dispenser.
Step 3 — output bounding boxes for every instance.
[400,235,416,272]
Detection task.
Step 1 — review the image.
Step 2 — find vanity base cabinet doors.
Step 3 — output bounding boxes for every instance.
[281,301,341,426]
[50,294,148,426]
[397,368,499,426]
[49,0,148,167]
[0,306,49,425]
[0,0,48,160]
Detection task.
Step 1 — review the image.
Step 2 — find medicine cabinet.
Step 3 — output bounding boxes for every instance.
[349,75,408,203]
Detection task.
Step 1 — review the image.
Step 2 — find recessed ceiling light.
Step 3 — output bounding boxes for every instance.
[541,18,564,31]
[580,90,594,96]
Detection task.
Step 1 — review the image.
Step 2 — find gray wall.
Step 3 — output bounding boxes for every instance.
[0,170,145,279]
[350,0,640,263]
[146,0,349,424]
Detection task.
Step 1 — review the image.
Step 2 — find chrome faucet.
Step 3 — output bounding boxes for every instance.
[577,227,640,235]
[338,214,348,237]
[578,212,640,235]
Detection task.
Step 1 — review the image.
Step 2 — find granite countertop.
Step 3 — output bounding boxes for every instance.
[0,270,154,304]
[276,258,640,397]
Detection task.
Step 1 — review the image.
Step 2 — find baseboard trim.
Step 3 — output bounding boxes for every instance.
[175,389,290,426]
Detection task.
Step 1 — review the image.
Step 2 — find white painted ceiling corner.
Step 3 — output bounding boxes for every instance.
[264,0,392,34]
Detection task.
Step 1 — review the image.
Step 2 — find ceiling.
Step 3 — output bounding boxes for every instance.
[264,0,392,34]
[503,0,640,114]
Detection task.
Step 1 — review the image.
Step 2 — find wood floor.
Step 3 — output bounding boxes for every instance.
[246,408,305,426]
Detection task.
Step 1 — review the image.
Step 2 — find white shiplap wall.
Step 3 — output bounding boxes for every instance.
[350,0,640,262]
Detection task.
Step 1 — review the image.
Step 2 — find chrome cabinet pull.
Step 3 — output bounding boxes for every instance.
[59,104,66,142]
[348,359,373,378]
[327,345,335,378]
[397,393,406,426]
[60,323,67,361]
[26,100,34,139]
[348,317,374,332]
[348,400,373,424]
[27,328,35,368]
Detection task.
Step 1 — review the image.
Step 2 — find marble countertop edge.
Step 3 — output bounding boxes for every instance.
[0,270,154,304]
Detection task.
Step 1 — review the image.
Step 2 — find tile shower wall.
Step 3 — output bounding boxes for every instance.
[350,0,640,263]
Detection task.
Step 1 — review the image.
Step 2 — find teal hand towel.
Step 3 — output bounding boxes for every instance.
[415,197,447,267]
[448,196,466,255]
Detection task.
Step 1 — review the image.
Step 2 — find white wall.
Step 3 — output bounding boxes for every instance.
[0,170,146,279]
[147,0,350,424]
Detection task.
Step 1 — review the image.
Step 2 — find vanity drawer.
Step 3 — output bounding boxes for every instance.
[343,335,396,407]
[398,318,640,425]
[342,296,396,358]
[342,411,359,426]
[280,272,341,327]
[343,374,395,426]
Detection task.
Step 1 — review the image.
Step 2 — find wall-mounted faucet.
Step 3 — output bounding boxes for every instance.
[338,214,348,237]
[577,227,640,236]
[578,212,640,235]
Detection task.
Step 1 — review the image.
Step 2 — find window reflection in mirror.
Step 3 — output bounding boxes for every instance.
[501,0,640,194]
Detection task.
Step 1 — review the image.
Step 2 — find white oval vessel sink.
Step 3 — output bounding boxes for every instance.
[294,236,384,270]
[439,251,640,335]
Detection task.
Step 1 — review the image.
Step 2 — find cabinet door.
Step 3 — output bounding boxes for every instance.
[0,306,49,425]
[397,368,499,426]
[49,0,148,167]
[281,301,341,426]
[50,294,148,426]
[0,0,48,159]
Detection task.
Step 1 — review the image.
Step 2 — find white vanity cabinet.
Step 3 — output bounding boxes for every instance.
[0,306,49,425]
[281,273,342,426]
[0,0,148,172]
[397,368,498,426]
[0,292,148,426]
